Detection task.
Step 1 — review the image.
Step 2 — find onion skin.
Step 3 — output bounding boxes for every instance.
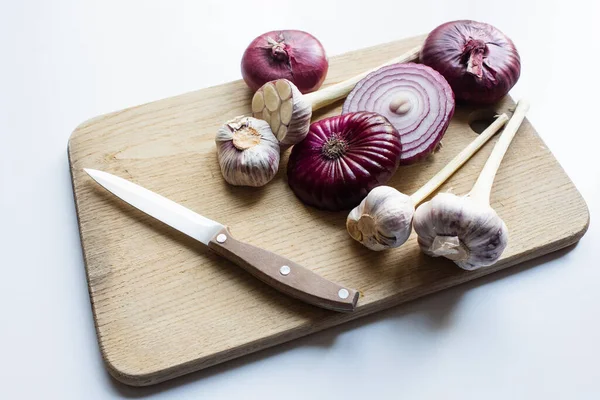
[287,112,402,211]
[241,30,328,94]
[420,20,521,104]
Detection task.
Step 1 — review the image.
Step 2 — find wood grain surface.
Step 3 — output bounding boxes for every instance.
[68,35,589,386]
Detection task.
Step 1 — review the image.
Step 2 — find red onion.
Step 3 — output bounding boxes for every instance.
[287,112,402,211]
[241,30,328,94]
[342,63,454,165]
[420,20,521,104]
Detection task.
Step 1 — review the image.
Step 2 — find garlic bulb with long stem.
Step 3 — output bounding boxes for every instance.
[413,99,530,270]
[215,116,280,187]
[252,45,422,146]
[347,187,415,251]
[347,113,510,251]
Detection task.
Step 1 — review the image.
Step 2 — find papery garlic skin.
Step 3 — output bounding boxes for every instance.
[413,193,508,270]
[252,79,312,146]
[347,186,415,251]
[215,116,280,187]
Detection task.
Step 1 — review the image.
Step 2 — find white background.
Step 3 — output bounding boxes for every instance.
[1,0,599,399]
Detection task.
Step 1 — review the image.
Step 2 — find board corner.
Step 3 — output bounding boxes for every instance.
[102,353,163,387]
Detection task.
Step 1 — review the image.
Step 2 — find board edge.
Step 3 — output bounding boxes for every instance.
[106,202,589,387]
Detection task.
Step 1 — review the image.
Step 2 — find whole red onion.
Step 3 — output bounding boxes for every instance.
[420,20,521,104]
[287,112,402,211]
[241,30,328,94]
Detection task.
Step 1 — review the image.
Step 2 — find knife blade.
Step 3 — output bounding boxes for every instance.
[84,168,359,312]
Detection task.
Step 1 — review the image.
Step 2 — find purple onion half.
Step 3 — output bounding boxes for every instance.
[287,112,402,211]
[342,63,455,165]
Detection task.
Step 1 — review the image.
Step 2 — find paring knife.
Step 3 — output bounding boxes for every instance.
[84,169,359,312]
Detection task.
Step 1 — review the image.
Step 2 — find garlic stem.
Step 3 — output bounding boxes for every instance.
[468,100,530,205]
[410,113,509,205]
[303,45,422,111]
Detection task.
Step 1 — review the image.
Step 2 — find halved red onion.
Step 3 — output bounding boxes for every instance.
[342,63,455,165]
[287,112,402,211]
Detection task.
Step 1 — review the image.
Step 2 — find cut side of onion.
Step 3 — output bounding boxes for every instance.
[342,63,455,165]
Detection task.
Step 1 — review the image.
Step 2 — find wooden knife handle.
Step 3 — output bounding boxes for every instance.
[207,227,359,312]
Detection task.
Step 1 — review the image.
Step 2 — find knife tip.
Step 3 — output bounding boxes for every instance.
[83,168,105,183]
[83,168,97,177]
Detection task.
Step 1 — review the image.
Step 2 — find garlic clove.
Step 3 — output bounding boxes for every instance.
[277,125,288,142]
[275,79,292,100]
[280,98,293,125]
[215,116,280,187]
[413,192,508,270]
[346,186,415,251]
[252,79,312,146]
[270,111,281,135]
[261,108,271,125]
[263,83,280,112]
[251,91,265,113]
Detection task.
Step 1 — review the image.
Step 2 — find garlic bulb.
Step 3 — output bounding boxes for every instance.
[215,116,280,187]
[413,99,530,270]
[346,113,510,252]
[347,186,414,251]
[413,193,508,270]
[251,79,311,146]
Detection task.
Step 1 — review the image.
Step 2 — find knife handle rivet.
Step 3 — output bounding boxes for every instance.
[338,289,349,299]
[279,265,291,276]
[216,234,227,243]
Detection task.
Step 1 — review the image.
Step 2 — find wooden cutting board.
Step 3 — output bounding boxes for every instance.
[68,35,589,386]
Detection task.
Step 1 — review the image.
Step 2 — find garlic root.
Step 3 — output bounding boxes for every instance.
[252,45,421,146]
[413,99,530,270]
[429,235,469,261]
[347,113,509,251]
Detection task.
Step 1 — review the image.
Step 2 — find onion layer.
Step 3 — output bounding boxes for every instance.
[287,112,402,211]
[342,63,454,165]
[241,30,328,94]
[420,20,521,104]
